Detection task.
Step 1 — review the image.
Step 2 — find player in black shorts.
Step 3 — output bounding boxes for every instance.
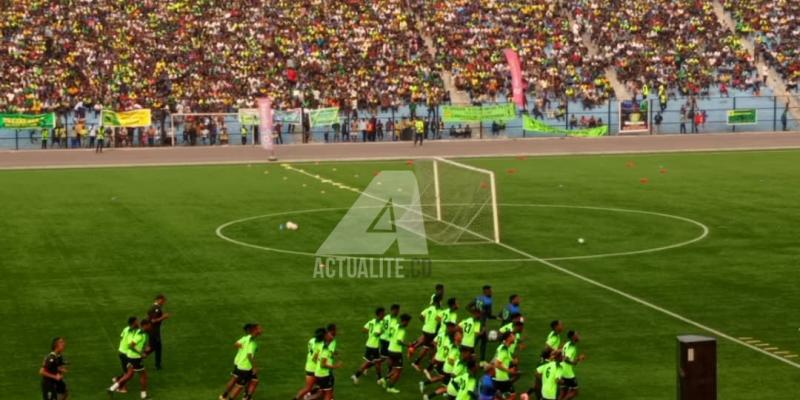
[40,337,68,400]
[146,294,170,370]
[351,307,386,384]
[378,304,400,380]
[384,314,412,394]
[108,319,153,399]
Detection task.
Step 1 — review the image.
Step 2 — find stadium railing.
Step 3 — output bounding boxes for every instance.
[1,95,798,150]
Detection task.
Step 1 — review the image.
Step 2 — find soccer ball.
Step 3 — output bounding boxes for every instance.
[286,221,299,230]
[487,330,499,341]
[577,238,585,244]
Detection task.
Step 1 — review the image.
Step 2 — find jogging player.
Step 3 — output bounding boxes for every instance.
[384,313,412,394]
[40,337,68,400]
[218,323,263,400]
[410,295,442,370]
[455,359,480,400]
[545,321,564,354]
[493,332,517,399]
[419,324,456,397]
[558,331,585,400]
[314,329,343,400]
[378,304,400,384]
[458,303,484,360]
[501,294,521,324]
[535,351,563,400]
[113,317,138,391]
[294,328,326,400]
[474,285,496,361]
[430,284,444,305]
[351,307,386,383]
[109,319,152,399]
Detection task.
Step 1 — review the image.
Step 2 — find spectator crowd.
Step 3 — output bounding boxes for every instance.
[426,0,613,108]
[573,0,763,100]
[1,0,797,122]
[724,0,800,92]
[1,0,445,116]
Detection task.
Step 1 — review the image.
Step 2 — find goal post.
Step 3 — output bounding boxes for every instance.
[413,157,501,244]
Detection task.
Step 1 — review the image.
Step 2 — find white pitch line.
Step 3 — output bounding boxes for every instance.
[216,203,709,264]
[282,162,800,370]
[3,144,800,171]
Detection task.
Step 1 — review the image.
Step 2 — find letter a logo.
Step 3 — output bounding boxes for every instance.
[317,171,428,256]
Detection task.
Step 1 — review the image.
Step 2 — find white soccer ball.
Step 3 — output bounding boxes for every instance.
[286,221,299,231]
[578,238,585,244]
[488,330,499,341]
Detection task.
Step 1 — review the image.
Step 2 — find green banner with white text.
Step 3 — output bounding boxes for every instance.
[523,114,608,137]
[442,104,516,122]
[0,113,56,129]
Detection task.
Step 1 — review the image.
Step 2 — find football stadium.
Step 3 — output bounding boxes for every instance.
[1,1,799,400]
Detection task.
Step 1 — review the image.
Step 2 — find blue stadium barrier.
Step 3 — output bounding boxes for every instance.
[2,94,798,150]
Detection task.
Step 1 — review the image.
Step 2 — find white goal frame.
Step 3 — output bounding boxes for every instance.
[432,157,501,243]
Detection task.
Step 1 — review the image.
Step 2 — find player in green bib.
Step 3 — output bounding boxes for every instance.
[442,332,466,398]
[384,314,412,393]
[419,326,458,397]
[545,320,564,353]
[454,359,480,400]
[559,331,584,400]
[377,304,400,385]
[314,330,342,400]
[410,296,442,370]
[499,315,525,365]
[492,332,517,397]
[458,304,484,359]
[436,298,459,349]
[108,319,152,399]
[351,307,385,384]
[536,351,564,400]
[293,327,326,400]
[217,323,262,400]
[112,317,137,388]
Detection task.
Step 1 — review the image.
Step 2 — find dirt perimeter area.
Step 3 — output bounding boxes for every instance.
[1,132,798,170]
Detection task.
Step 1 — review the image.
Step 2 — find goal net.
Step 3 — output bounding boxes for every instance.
[410,157,500,244]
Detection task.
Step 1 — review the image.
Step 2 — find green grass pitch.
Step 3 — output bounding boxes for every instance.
[1,150,799,399]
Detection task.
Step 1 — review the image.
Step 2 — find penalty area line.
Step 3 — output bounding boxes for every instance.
[283,161,800,370]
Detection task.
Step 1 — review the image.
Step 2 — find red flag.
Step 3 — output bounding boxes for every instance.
[257,98,274,152]
[504,49,525,109]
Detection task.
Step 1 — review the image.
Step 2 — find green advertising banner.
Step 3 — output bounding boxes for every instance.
[275,110,301,124]
[442,104,516,122]
[0,113,56,129]
[727,109,757,125]
[523,114,608,137]
[239,109,302,126]
[309,107,340,127]
[238,109,260,126]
